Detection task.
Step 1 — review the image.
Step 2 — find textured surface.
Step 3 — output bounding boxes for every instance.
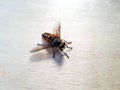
[0,0,120,90]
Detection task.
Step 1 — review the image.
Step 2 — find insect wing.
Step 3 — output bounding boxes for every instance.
[53,22,61,38]
[30,44,50,53]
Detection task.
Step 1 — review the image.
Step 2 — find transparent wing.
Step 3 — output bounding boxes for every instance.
[53,22,61,38]
[30,44,50,53]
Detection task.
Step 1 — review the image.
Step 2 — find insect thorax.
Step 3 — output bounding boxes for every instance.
[50,38,61,47]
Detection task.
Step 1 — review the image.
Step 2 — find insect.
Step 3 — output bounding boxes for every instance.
[30,22,72,59]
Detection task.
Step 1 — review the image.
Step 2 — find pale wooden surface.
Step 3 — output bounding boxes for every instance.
[0,0,120,90]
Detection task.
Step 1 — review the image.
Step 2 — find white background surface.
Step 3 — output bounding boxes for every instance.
[0,0,120,90]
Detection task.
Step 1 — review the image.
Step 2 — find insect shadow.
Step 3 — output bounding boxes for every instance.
[30,48,64,66]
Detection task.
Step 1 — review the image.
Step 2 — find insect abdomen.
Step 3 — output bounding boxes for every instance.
[42,33,55,43]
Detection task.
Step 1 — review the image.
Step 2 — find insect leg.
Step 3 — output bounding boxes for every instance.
[53,47,56,58]
[62,51,69,59]
[65,45,72,51]
[66,42,72,44]
[58,48,69,59]
[62,39,72,44]
[62,40,72,51]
